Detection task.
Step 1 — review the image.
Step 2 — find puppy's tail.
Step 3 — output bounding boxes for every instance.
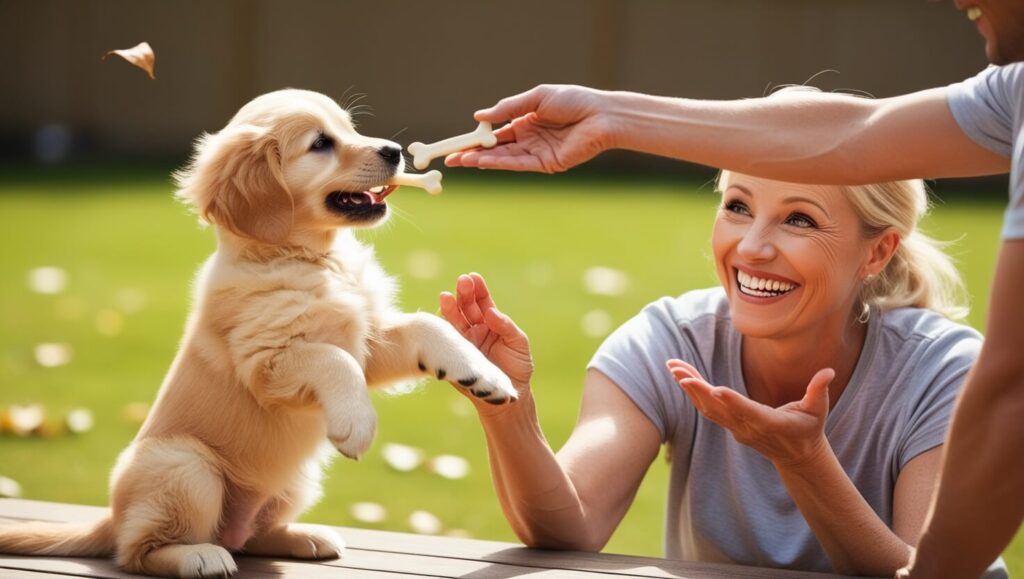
[0,516,114,557]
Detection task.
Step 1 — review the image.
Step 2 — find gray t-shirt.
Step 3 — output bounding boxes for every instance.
[588,288,982,572]
[947,62,1024,239]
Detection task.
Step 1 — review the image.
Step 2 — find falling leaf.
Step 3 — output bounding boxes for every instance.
[408,510,442,535]
[381,443,424,472]
[581,309,613,338]
[103,42,156,80]
[34,343,72,367]
[407,249,442,280]
[0,476,21,498]
[122,402,150,425]
[66,408,94,434]
[349,502,387,524]
[427,455,470,480]
[27,266,67,295]
[95,309,124,337]
[583,266,631,296]
[3,404,45,436]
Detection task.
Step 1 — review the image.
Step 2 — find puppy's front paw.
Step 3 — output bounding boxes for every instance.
[327,404,377,460]
[421,347,518,405]
[177,544,237,578]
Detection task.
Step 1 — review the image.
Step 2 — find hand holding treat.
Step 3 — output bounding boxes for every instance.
[408,121,498,170]
[388,170,443,195]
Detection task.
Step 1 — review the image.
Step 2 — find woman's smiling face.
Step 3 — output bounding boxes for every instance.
[713,173,880,339]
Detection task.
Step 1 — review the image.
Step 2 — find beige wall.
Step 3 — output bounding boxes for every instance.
[0,0,989,164]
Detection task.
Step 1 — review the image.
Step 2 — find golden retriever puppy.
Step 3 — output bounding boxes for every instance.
[0,89,516,578]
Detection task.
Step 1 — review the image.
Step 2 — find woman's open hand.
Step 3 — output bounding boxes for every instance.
[444,85,614,173]
[666,359,836,469]
[440,273,534,389]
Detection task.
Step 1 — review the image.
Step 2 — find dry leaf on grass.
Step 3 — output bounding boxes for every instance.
[102,42,156,80]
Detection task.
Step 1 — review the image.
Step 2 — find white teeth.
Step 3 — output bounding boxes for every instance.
[368,185,385,193]
[967,6,982,21]
[736,270,796,297]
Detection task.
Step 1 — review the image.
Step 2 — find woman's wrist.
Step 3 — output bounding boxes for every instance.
[770,435,833,474]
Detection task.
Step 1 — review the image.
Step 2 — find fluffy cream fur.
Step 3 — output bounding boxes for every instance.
[0,89,515,578]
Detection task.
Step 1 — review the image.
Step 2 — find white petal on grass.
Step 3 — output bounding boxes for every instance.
[381,443,424,472]
[34,343,72,367]
[122,402,150,425]
[95,309,124,337]
[28,267,67,295]
[4,404,45,436]
[407,249,442,280]
[66,408,94,434]
[349,502,388,524]
[408,510,442,535]
[0,476,22,498]
[583,266,631,296]
[114,288,146,314]
[581,309,613,338]
[428,455,470,480]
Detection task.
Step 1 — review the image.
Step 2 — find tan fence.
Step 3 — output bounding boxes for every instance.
[0,0,989,165]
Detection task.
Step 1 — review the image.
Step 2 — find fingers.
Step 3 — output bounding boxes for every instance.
[456,274,486,325]
[483,307,529,349]
[474,87,547,124]
[439,291,470,334]
[467,272,497,311]
[445,146,547,172]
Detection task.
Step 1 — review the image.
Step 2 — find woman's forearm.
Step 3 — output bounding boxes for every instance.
[775,444,913,576]
[477,390,594,550]
[600,87,1002,184]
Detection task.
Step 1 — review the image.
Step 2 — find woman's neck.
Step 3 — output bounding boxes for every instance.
[741,311,868,410]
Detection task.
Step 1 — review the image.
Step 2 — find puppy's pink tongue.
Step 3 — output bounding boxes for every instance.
[370,185,398,204]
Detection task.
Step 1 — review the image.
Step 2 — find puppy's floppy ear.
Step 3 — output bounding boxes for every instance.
[174,125,294,244]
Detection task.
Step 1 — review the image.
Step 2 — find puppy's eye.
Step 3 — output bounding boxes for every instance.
[310,133,334,152]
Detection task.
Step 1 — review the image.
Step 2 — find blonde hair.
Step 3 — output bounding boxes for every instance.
[842,179,968,320]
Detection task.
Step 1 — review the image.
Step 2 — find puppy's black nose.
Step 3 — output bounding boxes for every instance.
[378,145,402,166]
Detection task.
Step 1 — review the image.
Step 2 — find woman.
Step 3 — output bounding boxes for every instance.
[438,167,985,576]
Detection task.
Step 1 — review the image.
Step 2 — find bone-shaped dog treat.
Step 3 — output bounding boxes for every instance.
[407,121,497,170]
[389,170,443,195]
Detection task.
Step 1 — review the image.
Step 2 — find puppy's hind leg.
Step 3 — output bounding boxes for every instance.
[243,486,344,560]
[113,438,237,578]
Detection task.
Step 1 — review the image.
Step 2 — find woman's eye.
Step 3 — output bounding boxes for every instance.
[724,200,751,216]
[311,134,334,152]
[786,213,817,229]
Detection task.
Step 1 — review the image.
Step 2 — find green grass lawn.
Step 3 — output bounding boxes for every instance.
[0,165,1019,572]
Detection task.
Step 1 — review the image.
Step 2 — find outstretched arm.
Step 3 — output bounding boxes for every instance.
[902,240,1024,578]
[440,274,660,550]
[447,85,1009,182]
[668,361,939,576]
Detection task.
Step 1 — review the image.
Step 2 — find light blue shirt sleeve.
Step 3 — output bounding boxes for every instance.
[947,64,1024,239]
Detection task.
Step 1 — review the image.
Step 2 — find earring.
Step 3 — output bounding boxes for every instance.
[858,302,871,324]
[863,274,875,283]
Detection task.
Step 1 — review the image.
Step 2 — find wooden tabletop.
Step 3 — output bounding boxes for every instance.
[0,499,862,578]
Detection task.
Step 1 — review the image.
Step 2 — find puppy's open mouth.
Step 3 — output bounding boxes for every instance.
[325,185,396,221]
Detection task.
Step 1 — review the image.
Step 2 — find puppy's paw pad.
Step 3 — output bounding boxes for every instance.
[458,377,478,387]
[179,544,237,578]
[436,368,446,380]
